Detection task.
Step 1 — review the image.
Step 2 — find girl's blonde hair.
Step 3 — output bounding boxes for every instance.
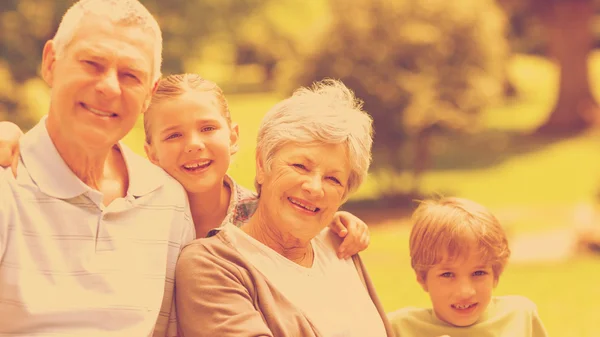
[144,74,231,144]
[409,197,511,280]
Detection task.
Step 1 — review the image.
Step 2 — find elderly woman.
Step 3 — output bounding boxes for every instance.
[175,79,393,337]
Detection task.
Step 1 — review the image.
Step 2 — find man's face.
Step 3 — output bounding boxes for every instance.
[43,15,157,150]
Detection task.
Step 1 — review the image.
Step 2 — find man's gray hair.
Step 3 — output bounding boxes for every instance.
[52,0,162,82]
[255,79,374,198]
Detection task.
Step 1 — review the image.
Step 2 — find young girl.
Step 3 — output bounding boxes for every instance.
[144,73,370,255]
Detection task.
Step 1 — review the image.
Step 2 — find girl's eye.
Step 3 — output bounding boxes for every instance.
[292,163,307,170]
[165,133,181,140]
[440,272,453,278]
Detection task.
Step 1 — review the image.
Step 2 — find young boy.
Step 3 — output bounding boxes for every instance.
[389,197,548,337]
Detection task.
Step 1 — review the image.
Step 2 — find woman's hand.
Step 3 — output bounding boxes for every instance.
[0,121,23,177]
[329,211,370,259]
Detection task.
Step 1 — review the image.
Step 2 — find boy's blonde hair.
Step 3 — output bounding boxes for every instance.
[409,197,510,280]
[144,74,232,145]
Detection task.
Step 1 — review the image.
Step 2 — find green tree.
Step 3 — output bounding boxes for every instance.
[500,0,599,134]
[292,0,508,192]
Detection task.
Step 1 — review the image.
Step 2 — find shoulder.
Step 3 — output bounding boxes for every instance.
[388,306,432,323]
[176,232,253,285]
[491,295,540,319]
[493,295,538,312]
[179,232,242,269]
[0,166,19,210]
[388,306,438,335]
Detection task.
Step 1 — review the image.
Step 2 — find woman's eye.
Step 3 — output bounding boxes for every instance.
[327,176,342,185]
[292,163,307,170]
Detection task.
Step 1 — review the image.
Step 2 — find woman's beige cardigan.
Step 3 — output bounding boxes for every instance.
[175,229,395,337]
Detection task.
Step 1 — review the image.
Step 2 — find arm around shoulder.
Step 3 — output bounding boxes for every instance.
[175,240,273,337]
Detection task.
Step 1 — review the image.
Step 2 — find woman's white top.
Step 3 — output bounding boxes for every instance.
[224,223,387,337]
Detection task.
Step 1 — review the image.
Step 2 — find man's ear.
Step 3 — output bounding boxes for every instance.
[416,273,429,292]
[41,40,58,86]
[229,123,240,155]
[144,142,159,165]
[142,78,160,113]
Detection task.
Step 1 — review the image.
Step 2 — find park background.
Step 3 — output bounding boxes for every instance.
[2,0,600,335]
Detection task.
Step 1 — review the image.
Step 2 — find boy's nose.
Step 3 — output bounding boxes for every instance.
[457,283,476,298]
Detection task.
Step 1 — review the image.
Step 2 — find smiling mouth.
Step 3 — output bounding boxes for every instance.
[81,103,117,117]
[452,303,478,310]
[182,160,212,172]
[288,197,320,213]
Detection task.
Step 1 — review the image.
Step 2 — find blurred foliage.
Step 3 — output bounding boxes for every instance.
[290,0,509,190]
[0,0,273,126]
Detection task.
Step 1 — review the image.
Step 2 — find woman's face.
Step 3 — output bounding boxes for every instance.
[256,142,351,242]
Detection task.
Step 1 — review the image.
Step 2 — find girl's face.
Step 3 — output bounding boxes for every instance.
[145,91,238,194]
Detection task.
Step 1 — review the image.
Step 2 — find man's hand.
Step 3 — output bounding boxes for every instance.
[329,211,370,259]
[0,121,23,177]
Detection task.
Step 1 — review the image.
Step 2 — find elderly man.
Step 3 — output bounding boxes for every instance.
[0,0,194,335]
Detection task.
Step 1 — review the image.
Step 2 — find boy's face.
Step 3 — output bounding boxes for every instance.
[418,250,497,327]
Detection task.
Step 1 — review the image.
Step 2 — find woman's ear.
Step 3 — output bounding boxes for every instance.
[255,151,266,185]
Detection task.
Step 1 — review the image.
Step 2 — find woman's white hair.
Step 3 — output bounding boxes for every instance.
[255,79,374,198]
[52,0,162,82]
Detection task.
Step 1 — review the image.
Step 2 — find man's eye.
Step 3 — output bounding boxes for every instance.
[124,73,139,81]
[82,60,100,69]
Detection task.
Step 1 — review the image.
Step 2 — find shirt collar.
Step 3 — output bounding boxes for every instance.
[118,142,166,198]
[19,116,165,199]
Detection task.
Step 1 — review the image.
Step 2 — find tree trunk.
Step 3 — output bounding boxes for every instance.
[412,127,433,194]
[536,0,599,134]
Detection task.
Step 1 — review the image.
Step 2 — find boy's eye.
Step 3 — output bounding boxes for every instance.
[165,133,181,140]
[440,272,454,278]
[201,126,216,132]
[473,270,488,277]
